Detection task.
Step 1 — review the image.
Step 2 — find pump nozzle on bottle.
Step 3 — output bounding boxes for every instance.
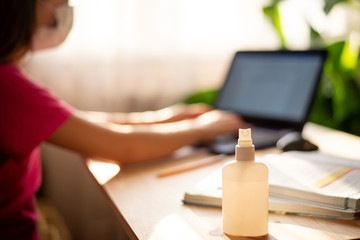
[238,128,253,147]
[235,128,255,161]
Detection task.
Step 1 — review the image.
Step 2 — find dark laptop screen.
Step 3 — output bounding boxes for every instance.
[215,50,327,130]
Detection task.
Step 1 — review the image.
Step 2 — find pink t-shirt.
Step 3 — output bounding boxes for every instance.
[0,63,73,239]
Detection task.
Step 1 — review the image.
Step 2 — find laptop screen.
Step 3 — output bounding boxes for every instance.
[215,50,327,130]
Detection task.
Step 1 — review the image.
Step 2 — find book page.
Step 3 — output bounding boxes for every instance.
[260,152,360,205]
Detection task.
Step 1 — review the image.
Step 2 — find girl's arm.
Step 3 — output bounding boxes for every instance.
[47,109,245,165]
[85,103,212,125]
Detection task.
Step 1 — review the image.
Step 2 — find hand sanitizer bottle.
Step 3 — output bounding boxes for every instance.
[222,128,268,238]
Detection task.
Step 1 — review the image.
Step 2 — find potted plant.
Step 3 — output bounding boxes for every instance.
[263,0,360,135]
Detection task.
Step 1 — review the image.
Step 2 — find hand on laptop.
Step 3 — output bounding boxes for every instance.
[158,103,213,123]
[194,109,250,143]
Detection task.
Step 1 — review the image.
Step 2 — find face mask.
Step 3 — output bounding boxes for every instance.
[32,4,74,51]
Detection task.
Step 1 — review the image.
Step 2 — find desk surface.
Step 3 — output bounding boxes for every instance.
[91,123,360,240]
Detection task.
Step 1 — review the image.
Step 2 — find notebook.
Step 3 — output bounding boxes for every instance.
[210,50,327,154]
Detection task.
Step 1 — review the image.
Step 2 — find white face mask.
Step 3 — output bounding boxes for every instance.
[32,4,74,51]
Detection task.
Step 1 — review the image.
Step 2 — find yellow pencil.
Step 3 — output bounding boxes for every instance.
[158,154,226,178]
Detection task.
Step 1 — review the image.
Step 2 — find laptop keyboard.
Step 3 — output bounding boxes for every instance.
[209,127,291,154]
[252,126,289,147]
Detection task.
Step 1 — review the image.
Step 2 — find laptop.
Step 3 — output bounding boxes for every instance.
[210,50,327,154]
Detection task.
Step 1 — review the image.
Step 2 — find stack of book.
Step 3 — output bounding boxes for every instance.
[183,151,360,220]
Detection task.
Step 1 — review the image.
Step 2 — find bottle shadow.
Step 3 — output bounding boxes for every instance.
[210,228,277,240]
[224,233,276,240]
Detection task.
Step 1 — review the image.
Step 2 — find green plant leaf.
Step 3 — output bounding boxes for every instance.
[323,0,349,14]
[340,39,360,72]
[263,0,286,49]
[309,25,325,49]
[183,89,218,106]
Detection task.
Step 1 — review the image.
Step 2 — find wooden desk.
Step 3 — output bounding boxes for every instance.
[90,123,360,240]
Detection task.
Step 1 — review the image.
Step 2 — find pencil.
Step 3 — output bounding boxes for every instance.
[158,154,226,178]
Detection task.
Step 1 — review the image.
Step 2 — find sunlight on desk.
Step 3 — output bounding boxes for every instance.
[87,160,120,185]
[149,214,203,240]
[146,214,356,240]
[269,222,354,239]
[317,131,360,160]
[303,123,360,160]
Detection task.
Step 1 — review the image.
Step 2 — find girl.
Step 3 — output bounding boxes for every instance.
[0,0,245,239]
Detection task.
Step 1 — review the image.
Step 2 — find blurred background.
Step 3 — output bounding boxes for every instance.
[24,0,359,239]
[24,0,359,135]
[24,0,360,136]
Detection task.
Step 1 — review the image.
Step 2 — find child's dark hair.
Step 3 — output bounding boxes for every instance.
[0,0,37,63]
